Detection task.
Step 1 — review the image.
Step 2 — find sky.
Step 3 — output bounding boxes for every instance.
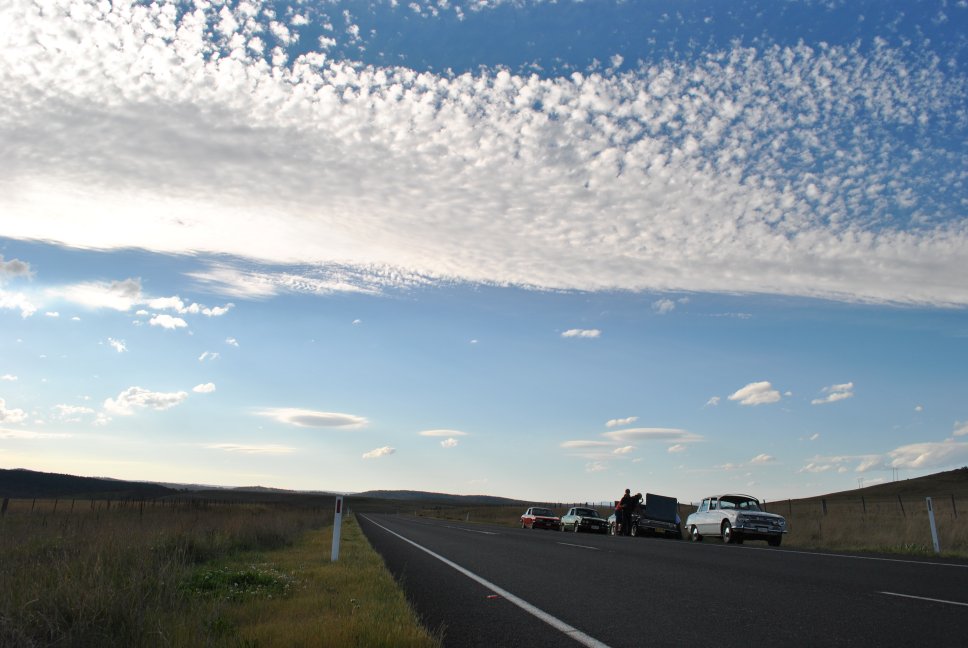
[1,0,966,504]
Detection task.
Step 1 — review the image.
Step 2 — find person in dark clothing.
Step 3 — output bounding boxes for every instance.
[620,488,633,535]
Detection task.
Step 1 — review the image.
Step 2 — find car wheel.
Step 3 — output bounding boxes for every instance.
[690,525,702,542]
[768,535,782,547]
[721,520,740,544]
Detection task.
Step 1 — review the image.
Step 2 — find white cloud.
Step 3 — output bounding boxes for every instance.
[257,408,367,428]
[562,328,601,338]
[561,439,614,449]
[729,381,781,406]
[603,427,702,443]
[915,405,924,413]
[889,440,968,470]
[0,290,37,318]
[0,398,27,424]
[53,404,96,422]
[613,445,635,455]
[812,381,854,405]
[750,453,775,464]
[103,387,188,415]
[1,3,966,307]
[192,383,216,394]
[107,338,127,353]
[0,427,71,439]
[1,374,17,381]
[954,421,968,437]
[585,461,607,473]
[198,351,220,362]
[704,396,720,407]
[363,446,395,459]
[606,416,638,428]
[667,444,687,453]
[652,298,676,314]
[206,443,294,455]
[226,338,240,347]
[440,438,458,448]
[149,314,187,329]
[53,279,142,311]
[419,429,468,437]
[45,311,59,317]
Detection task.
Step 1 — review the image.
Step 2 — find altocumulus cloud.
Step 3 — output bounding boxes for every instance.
[5,2,964,305]
[257,408,368,428]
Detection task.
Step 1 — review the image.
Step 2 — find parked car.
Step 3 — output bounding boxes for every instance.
[607,493,681,538]
[560,506,609,534]
[520,506,561,530]
[686,494,786,546]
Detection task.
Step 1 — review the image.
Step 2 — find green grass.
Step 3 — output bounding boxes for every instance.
[0,498,439,647]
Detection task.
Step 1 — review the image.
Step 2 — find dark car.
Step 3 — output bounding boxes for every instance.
[559,507,609,533]
[520,506,561,530]
[608,493,682,538]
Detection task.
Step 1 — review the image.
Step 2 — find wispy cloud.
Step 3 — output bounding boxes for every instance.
[192,383,216,394]
[1,374,17,382]
[0,256,31,279]
[606,416,638,428]
[562,329,601,339]
[749,453,775,464]
[363,446,395,459]
[812,382,854,405]
[728,381,781,406]
[0,398,27,424]
[107,338,127,353]
[206,443,294,455]
[419,429,468,437]
[256,408,367,429]
[440,438,459,449]
[103,387,188,416]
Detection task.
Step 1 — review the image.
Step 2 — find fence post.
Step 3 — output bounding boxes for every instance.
[1,498,8,517]
[331,495,344,562]
[861,496,866,514]
[897,495,905,517]
[952,494,958,518]
[926,497,941,555]
[821,498,827,515]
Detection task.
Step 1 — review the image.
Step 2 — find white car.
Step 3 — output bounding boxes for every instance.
[686,494,786,546]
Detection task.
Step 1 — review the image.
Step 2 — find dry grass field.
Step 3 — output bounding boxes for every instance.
[0,496,438,647]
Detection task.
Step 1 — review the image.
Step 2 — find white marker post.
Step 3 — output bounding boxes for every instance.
[331,495,344,562]
[926,497,941,555]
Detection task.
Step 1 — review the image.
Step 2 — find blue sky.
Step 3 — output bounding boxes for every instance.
[1,0,966,503]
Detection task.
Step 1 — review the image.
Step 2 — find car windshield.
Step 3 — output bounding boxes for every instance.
[532,508,554,516]
[720,496,762,511]
[575,508,600,517]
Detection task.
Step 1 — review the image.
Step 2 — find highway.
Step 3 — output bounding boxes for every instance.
[357,513,968,647]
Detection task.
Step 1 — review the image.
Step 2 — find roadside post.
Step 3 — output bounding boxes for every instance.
[926,497,941,555]
[331,495,343,562]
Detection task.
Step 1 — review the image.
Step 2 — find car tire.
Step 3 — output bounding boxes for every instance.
[721,520,740,544]
[768,535,782,547]
[690,525,702,542]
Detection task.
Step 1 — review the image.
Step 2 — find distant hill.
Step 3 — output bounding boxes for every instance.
[356,489,524,506]
[791,466,968,503]
[0,468,175,499]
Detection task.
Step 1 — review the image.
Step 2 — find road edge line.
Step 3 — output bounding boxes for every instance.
[360,514,612,648]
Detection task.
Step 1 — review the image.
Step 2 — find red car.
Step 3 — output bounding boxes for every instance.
[520,506,561,530]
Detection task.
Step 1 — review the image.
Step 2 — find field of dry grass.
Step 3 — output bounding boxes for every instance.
[0,497,439,647]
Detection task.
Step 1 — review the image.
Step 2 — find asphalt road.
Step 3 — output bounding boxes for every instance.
[357,513,968,647]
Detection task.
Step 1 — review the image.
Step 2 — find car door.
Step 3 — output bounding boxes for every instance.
[696,498,717,535]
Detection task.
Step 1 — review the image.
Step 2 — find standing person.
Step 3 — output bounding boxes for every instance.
[620,488,633,536]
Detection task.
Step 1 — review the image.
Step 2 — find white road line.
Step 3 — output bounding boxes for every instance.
[557,542,600,551]
[442,524,498,535]
[880,592,968,607]
[361,515,612,648]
